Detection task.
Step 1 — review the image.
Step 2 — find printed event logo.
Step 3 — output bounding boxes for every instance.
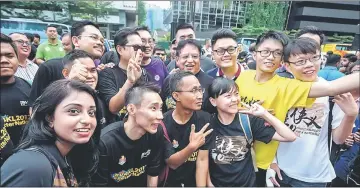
[118,156,126,165]
[154,75,160,81]
[172,139,179,148]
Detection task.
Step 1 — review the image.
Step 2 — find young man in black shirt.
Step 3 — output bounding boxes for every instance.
[92,83,163,187]
[28,21,106,109]
[162,70,213,187]
[97,28,151,121]
[0,33,31,147]
[207,29,247,80]
[161,39,214,112]
[61,49,110,128]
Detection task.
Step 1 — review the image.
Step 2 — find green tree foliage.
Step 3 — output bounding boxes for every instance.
[69,1,115,23]
[246,1,289,30]
[137,0,146,25]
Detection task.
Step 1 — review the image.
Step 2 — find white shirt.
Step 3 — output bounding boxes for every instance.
[276,77,345,183]
[14,59,39,82]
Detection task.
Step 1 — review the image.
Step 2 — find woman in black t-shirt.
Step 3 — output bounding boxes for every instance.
[206,78,297,187]
[1,80,101,187]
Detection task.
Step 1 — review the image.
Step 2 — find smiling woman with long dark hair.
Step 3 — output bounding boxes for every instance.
[1,79,101,186]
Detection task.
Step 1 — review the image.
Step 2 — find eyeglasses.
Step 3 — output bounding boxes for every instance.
[78,35,104,44]
[125,45,146,52]
[213,46,237,55]
[14,40,31,46]
[255,50,283,58]
[288,54,321,66]
[179,54,200,61]
[141,38,154,45]
[176,87,205,95]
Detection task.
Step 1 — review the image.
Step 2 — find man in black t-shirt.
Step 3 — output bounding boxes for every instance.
[161,39,214,113]
[0,33,31,147]
[0,118,14,166]
[61,49,110,128]
[92,83,163,187]
[28,21,106,109]
[162,71,213,187]
[97,28,151,121]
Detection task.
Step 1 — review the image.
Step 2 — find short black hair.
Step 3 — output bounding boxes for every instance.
[62,49,92,69]
[0,33,18,57]
[255,30,290,50]
[169,70,195,96]
[325,53,341,66]
[60,32,71,40]
[344,53,357,63]
[24,33,34,42]
[125,81,161,106]
[46,24,58,31]
[211,28,237,47]
[71,21,99,38]
[208,77,239,99]
[296,26,325,45]
[175,23,194,35]
[113,27,140,58]
[33,33,40,39]
[176,39,201,57]
[134,25,151,34]
[283,37,320,62]
[249,43,256,52]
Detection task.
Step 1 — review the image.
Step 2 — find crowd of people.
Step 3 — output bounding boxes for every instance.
[1,20,360,187]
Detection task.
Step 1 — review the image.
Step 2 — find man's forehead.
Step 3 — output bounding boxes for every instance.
[10,33,28,41]
[0,43,16,54]
[177,28,195,37]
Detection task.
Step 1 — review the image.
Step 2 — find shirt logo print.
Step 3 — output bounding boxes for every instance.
[118,155,126,165]
[141,149,151,159]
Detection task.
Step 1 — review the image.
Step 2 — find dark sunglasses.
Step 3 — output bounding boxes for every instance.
[125,45,146,52]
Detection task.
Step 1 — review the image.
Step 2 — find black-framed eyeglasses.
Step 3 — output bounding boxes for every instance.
[288,54,321,66]
[78,34,105,44]
[255,50,283,58]
[176,87,205,95]
[14,40,31,46]
[213,46,237,55]
[125,45,146,52]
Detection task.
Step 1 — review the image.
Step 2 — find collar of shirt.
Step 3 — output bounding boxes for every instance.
[47,40,61,46]
[18,59,35,68]
[323,66,338,70]
[216,62,243,80]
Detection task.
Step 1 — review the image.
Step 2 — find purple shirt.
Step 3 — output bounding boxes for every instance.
[142,58,168,88]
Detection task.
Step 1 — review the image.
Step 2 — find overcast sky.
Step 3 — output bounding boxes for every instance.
[145,1,170,9]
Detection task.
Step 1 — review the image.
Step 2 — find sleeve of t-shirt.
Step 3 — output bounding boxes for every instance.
[1,150,53,187]
[147,127,164,176]
[331,103,345,130]
[97,68,118,108]
[35,44,44,60]
[249,115,276,144]
[91,140,110,186]
[199,112,212,150]
[283,79,315,108]
[28,63,50,106]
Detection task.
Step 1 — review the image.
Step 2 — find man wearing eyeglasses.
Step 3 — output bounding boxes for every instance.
[35,25,65,64]
[161,70,213,187]
[267,37,357,187]
[207,29,246,81]
[160,39,214,113]
[134,26,168,88]
[9,32,39,82]
[97,27,151,121]
[166,23,216,73]
[235,31,360,187]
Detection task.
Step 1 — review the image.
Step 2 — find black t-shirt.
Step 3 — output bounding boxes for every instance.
[95,94,111,129]
[92,121,163,187]
[97,66,151,120]
[0,118,14,167]
[29,44,37,61]
[29,58,64,106]
[209,114,276,187]
[100,51,119,66]
[163,110,212,187]
[161,71,214,113]
[0,77,31,146]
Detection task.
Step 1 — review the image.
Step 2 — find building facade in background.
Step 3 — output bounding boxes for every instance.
[286,1,360,36]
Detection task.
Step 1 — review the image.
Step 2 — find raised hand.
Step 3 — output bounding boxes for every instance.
[127,49,143,84]
[188,123,213,150]
[239,102,267,117]
[333,93,358,117]
[68,61,88,82]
